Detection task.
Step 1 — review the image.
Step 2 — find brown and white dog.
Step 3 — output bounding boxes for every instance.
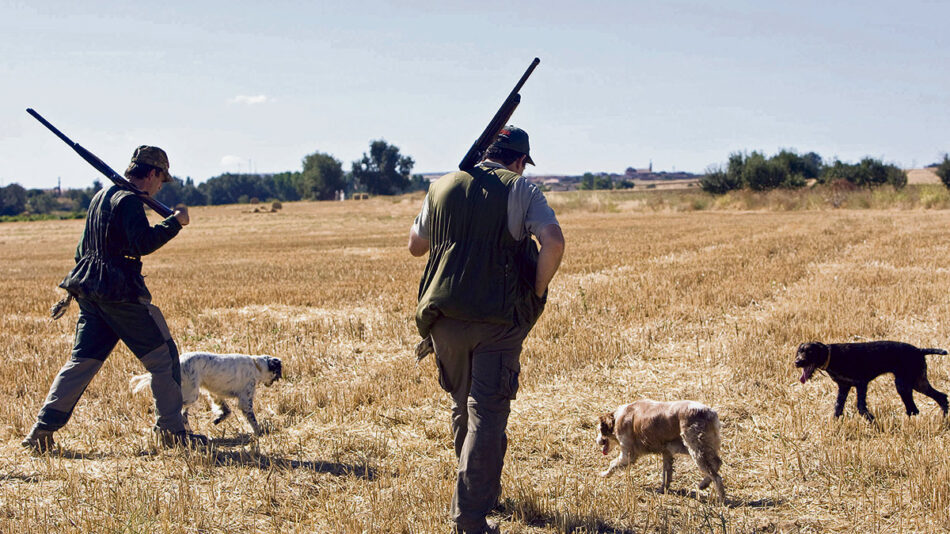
[597,399,726,501]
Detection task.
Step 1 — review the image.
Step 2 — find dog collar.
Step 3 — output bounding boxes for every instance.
[820,347,831,370]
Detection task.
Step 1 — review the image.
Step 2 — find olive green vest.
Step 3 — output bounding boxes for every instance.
[415,165,542,338]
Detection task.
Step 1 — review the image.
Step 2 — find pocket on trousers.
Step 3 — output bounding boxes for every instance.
[435,358,453,393]
[499,354,521,400]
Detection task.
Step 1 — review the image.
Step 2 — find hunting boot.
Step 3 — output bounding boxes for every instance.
[153,427,209,449]
[21,424,55,453]
[459,519,504,534]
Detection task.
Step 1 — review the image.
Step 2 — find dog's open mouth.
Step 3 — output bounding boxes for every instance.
[799,364,817,383]
[601,443,609,455]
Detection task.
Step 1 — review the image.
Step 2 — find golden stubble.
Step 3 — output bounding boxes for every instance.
[1,192,949,533]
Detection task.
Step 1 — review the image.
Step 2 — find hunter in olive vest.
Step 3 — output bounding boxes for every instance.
[415,164,545,340]
[408,125,565,534]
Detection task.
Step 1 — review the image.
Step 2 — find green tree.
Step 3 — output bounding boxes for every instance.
[937,155,950,189]
[154,177,184,206]
[726,152,747,188]
[156,176,209,207]
[300,152,345,200]
[350,140,414,195]
[771,149,818,188]
[199,173,275,205]
[883,163,907,189]
[821,158,906,188]
[0,184,27,216]
[407,174,429,192]
[594,175,613,190]
[270,172,301,202]
[802,152,823,179]
[180,177,209,205]
[742,152,786,191]
[772,149,821,181]
[820,160,861,184]
[578,172,596,190]
[700,165,742,194]
[26,190,57,214]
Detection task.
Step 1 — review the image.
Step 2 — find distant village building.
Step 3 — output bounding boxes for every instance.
[625,161,653,178]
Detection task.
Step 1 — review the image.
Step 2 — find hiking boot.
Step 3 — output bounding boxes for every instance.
[21,425,55,453]
[154,428,209,449]
[462,519,503,534]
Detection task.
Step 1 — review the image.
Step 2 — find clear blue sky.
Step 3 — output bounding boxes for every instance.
[1,0,947,189]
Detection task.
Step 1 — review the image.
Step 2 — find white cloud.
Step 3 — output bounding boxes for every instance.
[220,155,243,166]
[228,94,271,105]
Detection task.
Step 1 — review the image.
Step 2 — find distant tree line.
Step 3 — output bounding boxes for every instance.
[700,150,909,194]
[1,140,426,218]
[156,139,424,207]
[1,180,102,218]
[577,172,635,190]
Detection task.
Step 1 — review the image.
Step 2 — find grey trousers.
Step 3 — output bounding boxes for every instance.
[35,297,185,434]
[430,317,526,533]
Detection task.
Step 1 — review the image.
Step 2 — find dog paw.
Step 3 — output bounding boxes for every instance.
[599,470,612,478]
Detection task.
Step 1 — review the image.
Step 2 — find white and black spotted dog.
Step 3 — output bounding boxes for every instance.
[131,351,282,436]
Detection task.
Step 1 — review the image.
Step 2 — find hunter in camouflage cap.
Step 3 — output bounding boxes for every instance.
[125,145,172,182]
[490,125,535,165]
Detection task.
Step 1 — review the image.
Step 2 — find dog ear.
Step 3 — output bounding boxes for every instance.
[599,413,615,435]
[268,358,282,378]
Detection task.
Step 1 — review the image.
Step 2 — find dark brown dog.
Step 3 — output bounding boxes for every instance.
[597,400,726,501]
[795,341,949,421]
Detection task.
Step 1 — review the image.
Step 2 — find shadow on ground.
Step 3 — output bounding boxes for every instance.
[644,486,785,508]
[17,439,377,481]
[203,435,377,479]
[496,487,783,533]
[496,499,637,534]
[24,448,113,461]
[204,447,377,480]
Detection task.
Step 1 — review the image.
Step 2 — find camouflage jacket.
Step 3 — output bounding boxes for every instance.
[60,185,181,303]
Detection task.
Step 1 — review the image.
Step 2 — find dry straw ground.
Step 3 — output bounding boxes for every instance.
[2,186,950,533]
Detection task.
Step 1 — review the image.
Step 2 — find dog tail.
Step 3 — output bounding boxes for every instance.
[129,373,152,394]
[921,348,948,356]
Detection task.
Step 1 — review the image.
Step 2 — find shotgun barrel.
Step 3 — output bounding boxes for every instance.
[458,57,540,170]
[26,108,174,217]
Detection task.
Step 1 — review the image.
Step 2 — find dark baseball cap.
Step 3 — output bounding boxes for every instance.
[491,125,534,165]
[126,145,172,182]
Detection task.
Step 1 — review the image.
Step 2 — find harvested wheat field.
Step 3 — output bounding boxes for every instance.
[2,190,950,533]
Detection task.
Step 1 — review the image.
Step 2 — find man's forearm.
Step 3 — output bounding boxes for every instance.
[534,224,565,296]
[408,228,429,257]
[123,202,182,256]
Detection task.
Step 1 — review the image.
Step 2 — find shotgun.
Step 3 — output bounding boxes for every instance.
[458,57,539,170]
[26,108,174,217]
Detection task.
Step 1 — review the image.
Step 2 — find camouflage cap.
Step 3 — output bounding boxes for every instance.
[126,145,172,182]
[490,125,535,166]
